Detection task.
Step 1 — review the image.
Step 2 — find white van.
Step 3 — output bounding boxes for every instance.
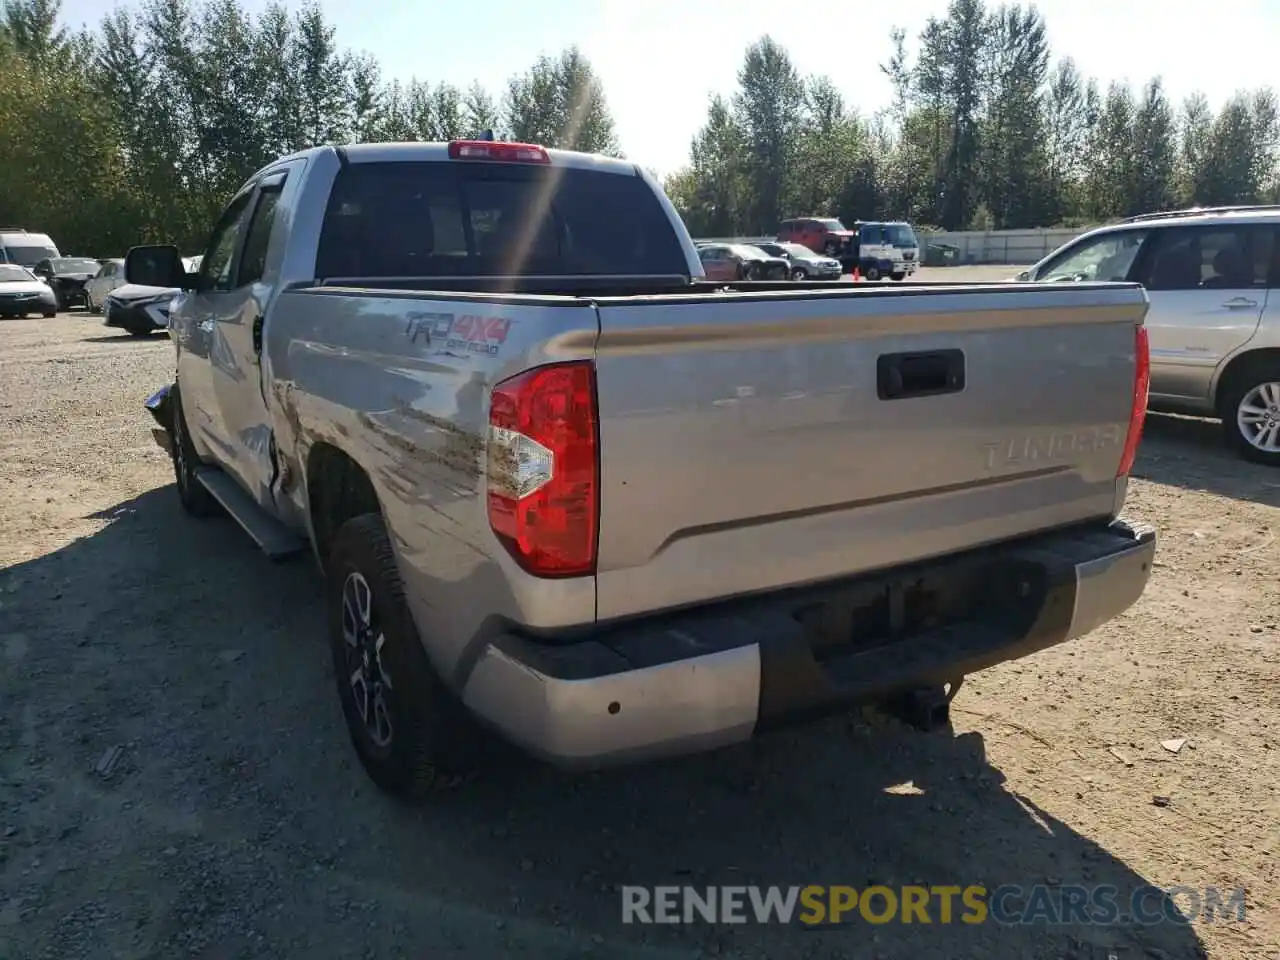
[0,228,60,267]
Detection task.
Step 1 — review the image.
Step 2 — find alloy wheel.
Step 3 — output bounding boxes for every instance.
[1236,381,1280,453]
[341,571,395,748]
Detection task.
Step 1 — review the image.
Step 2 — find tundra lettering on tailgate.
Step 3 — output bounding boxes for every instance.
[981,425,1122,471]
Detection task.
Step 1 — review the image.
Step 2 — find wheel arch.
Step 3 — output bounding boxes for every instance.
[1212,347,1280,415]
[305,441,383,569]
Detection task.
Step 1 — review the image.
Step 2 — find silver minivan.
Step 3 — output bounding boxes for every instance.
[0,228,60,267]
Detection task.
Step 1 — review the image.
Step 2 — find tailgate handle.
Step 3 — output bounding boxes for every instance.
[877,349,965,400]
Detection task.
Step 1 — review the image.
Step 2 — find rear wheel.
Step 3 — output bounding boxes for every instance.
[864,266,882,282]
[170,384,219,516]
[1220,366,1280,466]
[791,267,808,281]
[327,513,486,799]
[42,310,56,318]
[891,272,906,282]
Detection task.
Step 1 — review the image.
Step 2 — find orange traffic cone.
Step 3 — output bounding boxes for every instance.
[850,264,860,282]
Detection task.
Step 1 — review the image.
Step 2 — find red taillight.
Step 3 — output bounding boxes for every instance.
[487,361,598,577]
[448,140,551,164]
[1117,324,1150,477]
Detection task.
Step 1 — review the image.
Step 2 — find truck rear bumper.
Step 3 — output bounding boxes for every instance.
[460,518,1155,769]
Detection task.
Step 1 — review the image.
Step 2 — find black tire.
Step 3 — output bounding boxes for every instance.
[170,384,220,516]
[1219,364,1280,466]
[864,266,881,281]
[42,310,56,318]
[128,328,151,337]
[326,513,485,798]
[891,272,906,282]
[791,267,808,281]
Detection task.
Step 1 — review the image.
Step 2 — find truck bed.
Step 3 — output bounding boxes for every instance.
[270,279,1147,638]
[588,281,1146,620]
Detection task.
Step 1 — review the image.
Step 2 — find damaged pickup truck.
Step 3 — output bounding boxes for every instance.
[136,139,1157,798]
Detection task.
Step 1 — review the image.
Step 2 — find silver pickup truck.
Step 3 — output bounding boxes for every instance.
[131,139,1157,799]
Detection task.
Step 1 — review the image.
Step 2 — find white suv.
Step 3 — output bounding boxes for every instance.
[1019,205,1280,466]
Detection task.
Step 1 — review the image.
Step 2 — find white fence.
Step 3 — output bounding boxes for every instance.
[693,227,1090,265]
[921,228,1084,264]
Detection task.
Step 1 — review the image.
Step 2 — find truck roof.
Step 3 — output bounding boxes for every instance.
[270,142,639,178]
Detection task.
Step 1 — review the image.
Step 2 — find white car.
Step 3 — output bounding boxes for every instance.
[102,256,206,336]
[1016,204,1280,465]
[84,258,125,313]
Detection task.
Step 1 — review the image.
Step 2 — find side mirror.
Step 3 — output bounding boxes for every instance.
[1015,270,1030,282]
[125,244,190,288]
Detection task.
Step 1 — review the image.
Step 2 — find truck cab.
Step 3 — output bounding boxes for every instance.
[854,221,920,281]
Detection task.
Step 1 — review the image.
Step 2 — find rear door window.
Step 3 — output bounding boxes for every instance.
[1138,225,1273,291]
[316,161,688,279]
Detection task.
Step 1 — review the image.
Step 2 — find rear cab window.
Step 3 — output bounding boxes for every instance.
[315,161,689,279]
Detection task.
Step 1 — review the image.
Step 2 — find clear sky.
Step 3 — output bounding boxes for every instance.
[59,0,1280,176]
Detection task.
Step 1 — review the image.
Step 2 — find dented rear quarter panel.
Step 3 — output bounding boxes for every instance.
[262,288,600,685]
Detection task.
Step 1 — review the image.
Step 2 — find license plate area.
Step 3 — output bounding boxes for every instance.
[791,552,1049,663]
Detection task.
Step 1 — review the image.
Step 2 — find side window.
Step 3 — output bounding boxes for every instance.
[1141,226,1272,292]
[197,191,255,292]
[95,263,110,279]
[238,183,285,287]
[1038,230,1149,283]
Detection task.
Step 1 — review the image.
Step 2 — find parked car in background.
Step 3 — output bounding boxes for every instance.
[697,242,789,281]
[0,264,57,317]
[103,257,201,337]
[752,241,843,280]
[1015,204,1280,466]
[84,258,126,312]
[0,228,59,267]
[32,256,101,310]
[777,217,856,260]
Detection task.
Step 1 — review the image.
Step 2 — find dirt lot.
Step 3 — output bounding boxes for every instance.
[1,285,1277,960]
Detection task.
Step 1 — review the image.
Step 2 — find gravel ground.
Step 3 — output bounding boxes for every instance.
[1,287,1277,960]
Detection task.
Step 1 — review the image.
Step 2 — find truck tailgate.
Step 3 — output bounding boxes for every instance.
[591,282,1148,621]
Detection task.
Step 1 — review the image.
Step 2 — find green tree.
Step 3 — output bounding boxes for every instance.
[1131,78,1177,215]
[503,47,618,154]
[732,36,805,231]
[978,3,1051,227]
[671,95,749,236]
[1,0,68,65]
